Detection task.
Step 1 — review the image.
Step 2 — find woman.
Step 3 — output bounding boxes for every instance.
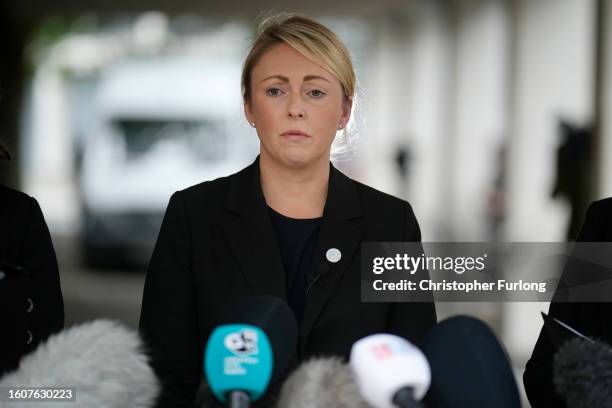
[524,197,612,407]
[139,14,437,407]
[0,143,64,376]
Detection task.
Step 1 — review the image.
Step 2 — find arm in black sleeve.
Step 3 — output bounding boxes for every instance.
[140,192,201,407]
[23,197,64,348]
[524,201,606,407]
[386,202,437,346]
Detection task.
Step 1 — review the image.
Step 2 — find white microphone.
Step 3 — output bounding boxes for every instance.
[277,357,371,408]
[0,319,159,408]
[350,334,430,408]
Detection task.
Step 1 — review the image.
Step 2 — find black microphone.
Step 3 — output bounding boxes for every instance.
[224,296,299,386]
[202,296,298,408]
[420,315,521,408]
[277,357,371,408]
[306,260,332,295]
[553,337,612,407]
[0,319,159,407]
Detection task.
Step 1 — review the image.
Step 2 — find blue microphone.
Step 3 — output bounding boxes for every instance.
[204,324,273,406]
[202,296,298,408]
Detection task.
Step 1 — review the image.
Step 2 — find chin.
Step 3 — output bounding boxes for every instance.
[279,149,323,169]
[282,154,312,168]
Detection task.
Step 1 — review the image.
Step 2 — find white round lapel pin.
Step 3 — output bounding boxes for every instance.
[326,248,342,263]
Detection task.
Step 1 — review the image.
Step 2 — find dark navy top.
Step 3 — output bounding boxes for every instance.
[267,206,322,323]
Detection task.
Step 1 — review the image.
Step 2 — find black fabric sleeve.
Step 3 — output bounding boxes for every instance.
[22,197,64,349]
[139,192,201,408]
[523,201,606,407]
[386,202,437,346]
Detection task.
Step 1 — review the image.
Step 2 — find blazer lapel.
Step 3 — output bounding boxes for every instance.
[222,157,286,299]
[299,164,365,354]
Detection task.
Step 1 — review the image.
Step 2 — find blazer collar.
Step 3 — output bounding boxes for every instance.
[224,156,363,219]
[223,156,365,354]
[299,161,365,355]
[222,157,286,298]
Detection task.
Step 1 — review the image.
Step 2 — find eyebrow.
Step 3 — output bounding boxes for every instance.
[260,74,331,84]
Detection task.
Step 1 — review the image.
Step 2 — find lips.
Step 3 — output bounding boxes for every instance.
[281,130,309,137]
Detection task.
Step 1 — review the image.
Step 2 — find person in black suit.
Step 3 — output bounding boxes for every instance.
[139,14,437,407]
[524,198,612,406]
[0,146,64,375]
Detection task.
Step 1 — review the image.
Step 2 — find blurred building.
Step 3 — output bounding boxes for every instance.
[3,1,612,405]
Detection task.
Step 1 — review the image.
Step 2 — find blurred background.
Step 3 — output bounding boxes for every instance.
[2,0,612,404]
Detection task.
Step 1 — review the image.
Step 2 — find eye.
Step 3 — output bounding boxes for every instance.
[308,89,326,98]
[266,87,283,97]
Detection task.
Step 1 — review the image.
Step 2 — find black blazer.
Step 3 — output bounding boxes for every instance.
[0,185,64,376]
[524,198,612,407]
[139,157,437,407]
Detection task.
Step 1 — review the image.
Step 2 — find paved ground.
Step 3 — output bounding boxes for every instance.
[53,234,146,330]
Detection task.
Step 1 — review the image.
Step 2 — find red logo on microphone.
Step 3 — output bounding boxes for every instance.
[371,344,393,360]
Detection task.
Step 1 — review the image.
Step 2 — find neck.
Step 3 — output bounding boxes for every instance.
[259,151,329,219]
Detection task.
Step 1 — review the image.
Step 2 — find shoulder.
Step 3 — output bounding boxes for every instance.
[0,184,38,219]
[0,184,34,207]
[176,164,251,200]
[354,178,411,212]
[0,185,49,251]
[335,170,420,240]
[176,173,233,204]
[578,197,612,241]
[164,164,252,215]
[339,171,416,220]
[587,197,612,216]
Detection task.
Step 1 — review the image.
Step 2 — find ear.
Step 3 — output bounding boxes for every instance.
[243,98,255,125]
[339,96,353,129]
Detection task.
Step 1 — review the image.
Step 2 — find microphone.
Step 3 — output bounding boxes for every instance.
[0,319,159,408]
[277,357,371,408]
[203,296,298,408]
[349,334,430,408]
[553,337,612,407]
[306,260,332,295]
[420,315,520,408]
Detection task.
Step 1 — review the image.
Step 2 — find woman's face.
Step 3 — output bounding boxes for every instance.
[244,42,352,169]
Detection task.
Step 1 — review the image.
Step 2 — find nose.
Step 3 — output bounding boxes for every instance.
[287,93,306,119]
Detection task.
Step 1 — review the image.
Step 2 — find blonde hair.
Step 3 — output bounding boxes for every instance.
[241,13,356,103]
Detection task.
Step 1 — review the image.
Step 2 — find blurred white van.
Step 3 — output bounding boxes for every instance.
[80,57,257,267]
